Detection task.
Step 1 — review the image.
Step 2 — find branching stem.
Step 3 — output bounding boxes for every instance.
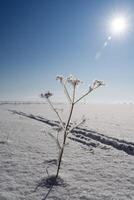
[41,76,105,199]
[74,85,102,104]
[61,81,72,103]
[55,85,76,178]
[67,118,86,135]
[47,98,65,130]
[74,89,93,104]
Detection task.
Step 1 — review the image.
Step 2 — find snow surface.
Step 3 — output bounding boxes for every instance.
[0,103,134,200]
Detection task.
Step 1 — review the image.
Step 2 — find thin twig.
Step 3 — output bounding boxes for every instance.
[61,80,72,103]
[56,133,61,150]
[74,84,102,104]
[46,166,50,177]
[47,98,65,130]
[74,89,93,104]
[67,118,86,135]
[72,85,76,103]
[47,132,61,150]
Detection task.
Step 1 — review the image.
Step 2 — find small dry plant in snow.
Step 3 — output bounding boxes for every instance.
[40,75,105,181]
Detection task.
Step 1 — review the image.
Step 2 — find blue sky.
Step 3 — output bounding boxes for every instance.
[0,0,134,103]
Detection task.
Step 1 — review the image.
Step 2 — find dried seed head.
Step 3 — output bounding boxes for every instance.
[40,91,53,99]
[67,75,82,86]
[56,75,64,82]
[90,80,105,90]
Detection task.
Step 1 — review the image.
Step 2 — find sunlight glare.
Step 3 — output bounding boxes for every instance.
[110,16,127,35]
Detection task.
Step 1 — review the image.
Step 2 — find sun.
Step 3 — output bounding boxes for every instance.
[110,16,128,35]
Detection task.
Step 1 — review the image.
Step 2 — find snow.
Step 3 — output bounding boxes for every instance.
[0,103,134,199]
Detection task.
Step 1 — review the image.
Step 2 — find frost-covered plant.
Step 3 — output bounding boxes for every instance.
[41,75,105,180]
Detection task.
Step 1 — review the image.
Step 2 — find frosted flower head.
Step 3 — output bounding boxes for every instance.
[40,91,53,99]
[90,80,105,91]
[56,75,64,82]
[67,75,82,86]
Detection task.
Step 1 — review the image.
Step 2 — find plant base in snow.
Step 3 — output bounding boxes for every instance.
[35,175,66,191]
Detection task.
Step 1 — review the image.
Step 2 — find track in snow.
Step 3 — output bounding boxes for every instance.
[9,110,134,156]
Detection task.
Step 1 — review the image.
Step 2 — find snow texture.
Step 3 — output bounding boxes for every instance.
[0,103,134,200]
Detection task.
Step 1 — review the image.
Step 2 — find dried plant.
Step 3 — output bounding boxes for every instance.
[40,75,105,181]
[41,75,105,178]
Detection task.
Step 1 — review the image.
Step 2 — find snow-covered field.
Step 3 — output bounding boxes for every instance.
[0,103,134,200]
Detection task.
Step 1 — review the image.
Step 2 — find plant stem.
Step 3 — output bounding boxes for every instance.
[74,90,92,104]
[47,98,65,130]
[55,86,76,178]
[74,84,102,104]
[61,81,72,103]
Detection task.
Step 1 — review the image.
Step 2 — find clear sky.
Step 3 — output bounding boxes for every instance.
[0,0,134,103]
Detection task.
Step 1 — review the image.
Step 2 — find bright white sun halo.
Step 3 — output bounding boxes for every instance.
[110,16,127,35]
